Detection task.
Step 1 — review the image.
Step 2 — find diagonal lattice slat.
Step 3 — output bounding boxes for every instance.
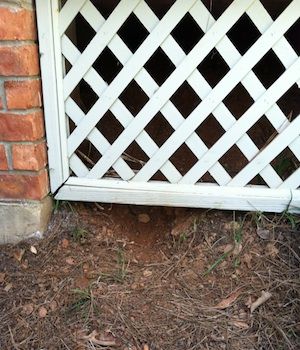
[62,33,182,183]
[84,0,256,179]
[131,0,300,183]
[181,58,300,184]
[57,0,299,194]
[67,0,199,156]
[67,0,232,185]
[132,0,282,187]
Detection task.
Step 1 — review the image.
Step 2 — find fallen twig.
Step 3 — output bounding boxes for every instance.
[250,291,272,313]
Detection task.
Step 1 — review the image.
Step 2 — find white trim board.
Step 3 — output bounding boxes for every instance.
[56,178,300,213]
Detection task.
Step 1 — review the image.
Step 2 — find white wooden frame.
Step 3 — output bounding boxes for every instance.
[36,0,69,191]
[36,0,300,213]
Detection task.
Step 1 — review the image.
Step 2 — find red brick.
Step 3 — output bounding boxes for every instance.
[5,80,42,110]
[0,8,36,40]
[0,111,44,141]
[12,142,47,171]
[0,144,8,170]
[0,170,49,200]
[0,45,40,76]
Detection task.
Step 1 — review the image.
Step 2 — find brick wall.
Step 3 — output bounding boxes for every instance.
[0,1,49,201]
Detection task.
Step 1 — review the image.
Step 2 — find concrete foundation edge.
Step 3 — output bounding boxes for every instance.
[0,196,53,244]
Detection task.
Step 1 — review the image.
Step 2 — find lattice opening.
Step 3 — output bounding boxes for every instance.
[76,141,101,170]
[118,13,149,53]
[227,13,261,55]
[171,12,204,54]
[90,0,121,19]
[124,141,149,173]
[196,115,224,148]
[261,0,293,20]
[70,80,98,113]
[253,50,286,89]
[223,83,254,118]
[202,0,234,19]
[219,145,249,178]
[197,49,230,88]
[145,0,177,19]
[277,84,300,121]
[145,48,176,86]
[169,143,199,177]
[93,48,123,84]
[62,0,300,188]
[272,148,300,181]
[96,112,124,145]
[170,81,201,118]
[145,113,174,147]
[71,13,96,53]
[119,80,149,116]
[285,18,300,55]
[247,116,278,150]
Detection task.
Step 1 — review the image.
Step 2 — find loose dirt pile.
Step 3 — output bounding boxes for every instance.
[0,203,299,349]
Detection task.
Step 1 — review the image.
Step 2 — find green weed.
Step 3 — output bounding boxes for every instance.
[69,288,92,312]
[98,248,128,283]
[204,214,244,276]
[71,226,89,242]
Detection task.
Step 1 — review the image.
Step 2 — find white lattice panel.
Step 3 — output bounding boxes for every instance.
[36,0,300,212]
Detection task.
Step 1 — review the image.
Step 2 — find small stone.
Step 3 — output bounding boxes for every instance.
[50,300,58,312]
[38,306,47,318]
[256,227,271,240]
[138,213,150,224]
[171,215,195,237]
[30,245,37,255]
[23,303,34,315]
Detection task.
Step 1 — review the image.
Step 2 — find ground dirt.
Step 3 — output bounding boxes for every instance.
[0,203,299,350]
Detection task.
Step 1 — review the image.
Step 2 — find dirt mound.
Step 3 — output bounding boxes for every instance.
[0,203,299,349]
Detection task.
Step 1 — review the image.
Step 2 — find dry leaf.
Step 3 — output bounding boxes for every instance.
[14,248,25,262]
[171,215,195,236]
[38,306,48,318]
[256,228,271,240]
[223,221,240,232]
[4,283,13,292]
[243,253,252,268]
[229,320,250,330]
[219,244,233,254]
[0,272,5,283]
[30,246,37,255]
[61,239,69,249]
[66,257,75,265]
[143,345,150,350]
[245,295,253,309]
[21,260,29,269]
[138,213,151,224]
[266,243,279,258]
[143,270,153,278]
[233,242,242,256]
[250,291,272,313]
[214,288,243,310]
[82,330,118,347]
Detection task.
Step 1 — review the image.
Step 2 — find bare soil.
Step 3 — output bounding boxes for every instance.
[0,203,299,350]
